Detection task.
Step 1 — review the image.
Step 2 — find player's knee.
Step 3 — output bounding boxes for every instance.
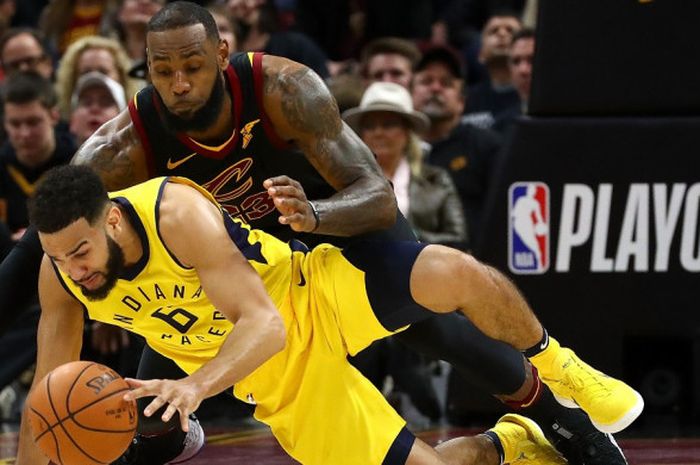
[439,247,481,280]
[445,250,505,297]
[413,246,487,310]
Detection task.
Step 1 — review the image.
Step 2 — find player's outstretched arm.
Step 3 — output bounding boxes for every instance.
[124,182,286,432]
[15,256,85,465]
[71,109,150,191]
[261,55,397,236]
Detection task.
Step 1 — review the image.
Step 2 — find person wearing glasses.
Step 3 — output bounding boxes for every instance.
[0,28,53,82]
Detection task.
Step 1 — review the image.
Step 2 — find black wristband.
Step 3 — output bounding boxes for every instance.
[308,201,320,232]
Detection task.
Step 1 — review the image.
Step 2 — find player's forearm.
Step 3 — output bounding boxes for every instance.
[185,311,286,398]
[265,60,399,235]
[312,177,397,236]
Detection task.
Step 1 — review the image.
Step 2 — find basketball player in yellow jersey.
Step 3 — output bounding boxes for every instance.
[19,165,572,465]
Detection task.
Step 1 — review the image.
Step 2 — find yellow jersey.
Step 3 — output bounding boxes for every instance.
[54,176,407,465]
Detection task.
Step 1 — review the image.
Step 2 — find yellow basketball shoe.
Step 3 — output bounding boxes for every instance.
[489,414,566,464]
[529,336,644,433]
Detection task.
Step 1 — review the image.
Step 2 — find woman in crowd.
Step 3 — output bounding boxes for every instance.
[55,35,137,119]
[344,81,467,247]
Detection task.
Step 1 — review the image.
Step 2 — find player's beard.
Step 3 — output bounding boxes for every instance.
[158,74,226,133]
[76,235,125,301]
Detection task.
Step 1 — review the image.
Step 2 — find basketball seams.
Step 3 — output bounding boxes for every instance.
[31,371,58,442]
[30,406,55,441]
[69,387,137,433]
[46,363,123,464]
[33,425,60,465]
[47,429,60,464]
[50,366,111,464]
[45,363,94,426]
[29,362,137,464]
[66,363,97,404]
[59,366,133,463]
[45,370,67,465]
[49,415,112,465]
[66,362,97,413]
[37,387,135,432]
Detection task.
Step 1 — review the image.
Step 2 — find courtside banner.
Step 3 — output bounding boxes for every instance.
[476,117,700,382]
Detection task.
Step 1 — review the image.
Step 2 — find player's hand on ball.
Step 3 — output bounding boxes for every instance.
[124,378,204,432]
[264,176,317,232]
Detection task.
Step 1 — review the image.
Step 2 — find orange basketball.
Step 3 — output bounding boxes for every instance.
[26,361,138,465]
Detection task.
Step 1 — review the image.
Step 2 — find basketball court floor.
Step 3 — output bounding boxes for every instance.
[2,423,700,464]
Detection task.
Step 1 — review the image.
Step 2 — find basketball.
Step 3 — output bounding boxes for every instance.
[26,361,138,465]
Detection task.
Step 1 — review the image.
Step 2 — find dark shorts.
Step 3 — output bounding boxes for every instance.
[341,240,433,332]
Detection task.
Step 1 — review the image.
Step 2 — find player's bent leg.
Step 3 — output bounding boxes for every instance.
[395,314,528,399]
[410,245,643,433]
[343,240,641,435]
[409,245,542,350]
[529,336,644,433]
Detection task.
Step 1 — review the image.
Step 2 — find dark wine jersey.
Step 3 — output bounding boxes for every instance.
[128,52,335,244]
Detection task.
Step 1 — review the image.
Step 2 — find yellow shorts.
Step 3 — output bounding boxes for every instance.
[234,242,430,464]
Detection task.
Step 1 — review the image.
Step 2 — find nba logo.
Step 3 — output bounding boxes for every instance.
[508,182,549,274]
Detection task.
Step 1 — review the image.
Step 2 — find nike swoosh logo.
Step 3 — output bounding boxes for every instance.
[166,153,197,170]
[298,270,306,287]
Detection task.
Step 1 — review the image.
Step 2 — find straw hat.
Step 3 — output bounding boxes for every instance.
[343,81,429,133]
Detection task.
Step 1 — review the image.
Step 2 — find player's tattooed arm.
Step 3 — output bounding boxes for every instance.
[262,55,397,236]
[71,110,149,191]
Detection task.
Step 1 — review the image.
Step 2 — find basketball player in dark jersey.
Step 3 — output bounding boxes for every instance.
[10,2,638,465]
